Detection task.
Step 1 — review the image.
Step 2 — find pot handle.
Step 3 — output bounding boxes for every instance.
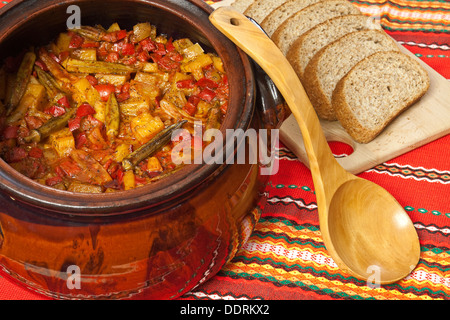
[253,62,289,130]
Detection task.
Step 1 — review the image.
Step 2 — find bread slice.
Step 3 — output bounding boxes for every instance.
[260,0,324,37]
[231,0,256,13]
[302,30,400,121]
[271,0,361,55]
[244,0,289,23]
[333,51,430,143]
[286,14,382,80]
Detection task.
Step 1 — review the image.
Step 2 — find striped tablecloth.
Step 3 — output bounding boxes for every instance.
[0,0,448,300]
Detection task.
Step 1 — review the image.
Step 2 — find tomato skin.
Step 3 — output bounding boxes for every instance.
[94,84,116,102]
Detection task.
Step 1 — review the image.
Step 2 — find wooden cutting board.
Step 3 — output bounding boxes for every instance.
[279,45,450,174]
[210,1,450,174]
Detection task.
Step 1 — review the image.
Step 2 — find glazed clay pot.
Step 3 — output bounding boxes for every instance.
[0,0,285,299]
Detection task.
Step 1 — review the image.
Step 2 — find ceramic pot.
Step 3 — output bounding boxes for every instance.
[0,0,285,299]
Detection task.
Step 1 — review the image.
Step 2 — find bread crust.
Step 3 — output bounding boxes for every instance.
[302,29,399,121]
[332,51,430,143]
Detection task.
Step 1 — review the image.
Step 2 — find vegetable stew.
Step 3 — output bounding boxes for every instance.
[0,22,229,193]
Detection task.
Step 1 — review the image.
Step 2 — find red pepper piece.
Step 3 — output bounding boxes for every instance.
[155,43,167,55]
[57,95,71,108]
[28,147,43,158]
[198,88,216,102]
[45,105,66,117]
[8,147,27,163]
[94,84,116,102]
[176,79,195,89]
[81,41,100,48]
[140,38,157,52]
[85,75,98,86]
[76,102,96,118]
[2,125,19,139]
[157,56,180,71]
[75,132,88,149]
[58,51,70,63]
[35,60,49,71]
[136,50,150,62]
[121,43,135,56]
[166,38,175,52]
[45,176,63,187]
[68,116,81,132]
[102,30,127,43]
[58,159,81,177]
[105,52,120,63]
[196,77,219,90]
[69,34,84,49]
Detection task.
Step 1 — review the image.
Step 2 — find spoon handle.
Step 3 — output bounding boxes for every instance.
[209,7,347,194]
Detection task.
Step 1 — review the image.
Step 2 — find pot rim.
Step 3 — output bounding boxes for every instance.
[0,0,256,217]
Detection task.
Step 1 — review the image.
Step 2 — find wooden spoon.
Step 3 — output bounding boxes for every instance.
[210,7,421,284]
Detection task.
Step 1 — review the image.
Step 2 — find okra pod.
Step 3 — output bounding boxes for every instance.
[35,66,71,99]
[105,93,120,140]
[122,120,187,170]
[72,26,105,42]
[5,51,36,115]
[24,107,76,143]
[65,58,137,75]
[39,47,77,84]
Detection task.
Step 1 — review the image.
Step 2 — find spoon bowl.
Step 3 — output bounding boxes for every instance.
[328,178,420,283]
[209,7,421,284]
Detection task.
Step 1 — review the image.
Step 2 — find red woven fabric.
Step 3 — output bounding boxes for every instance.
[0,0,448,300]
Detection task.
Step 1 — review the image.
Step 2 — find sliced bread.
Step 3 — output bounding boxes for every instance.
[230,0,256,13]
[260,0,324,37]
[271,0,361,55]
[302,29,400,121]
[244,0,289,23]
[333,51,430,143]
[286,14,382,80]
